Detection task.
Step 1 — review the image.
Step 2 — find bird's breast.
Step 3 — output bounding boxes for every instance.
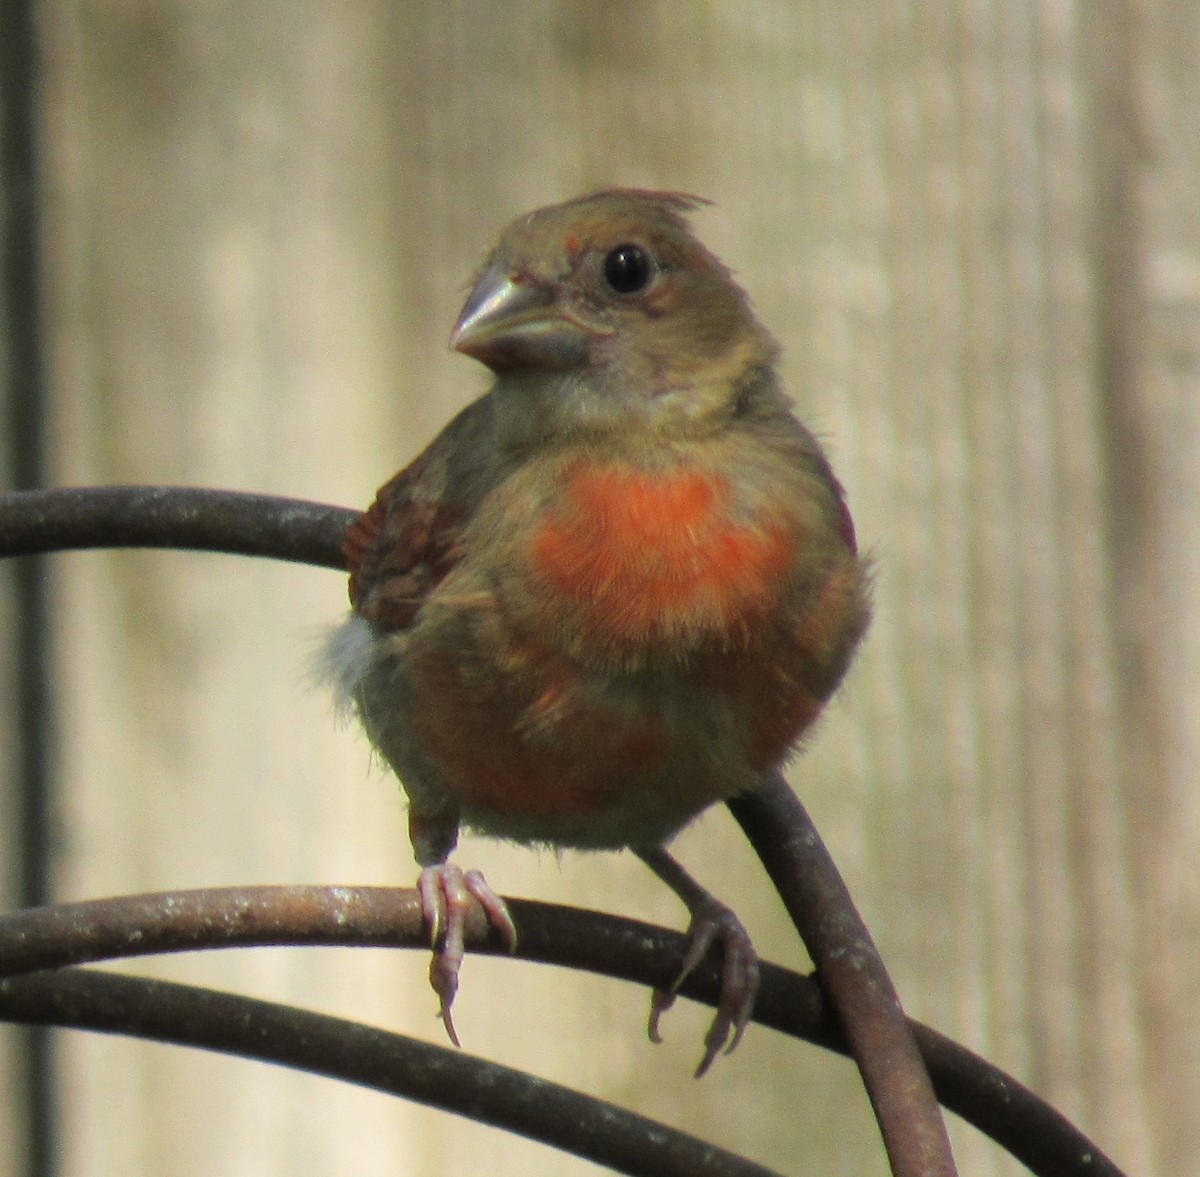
[396,453,867,847]
[527,459,798,653]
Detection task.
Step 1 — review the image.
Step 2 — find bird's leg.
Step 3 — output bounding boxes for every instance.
[635,845,760,1077]
[411,809,517,1046]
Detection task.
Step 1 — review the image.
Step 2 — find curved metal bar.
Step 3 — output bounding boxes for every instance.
[0,486,353,570]
[0,887,1126,1176]
[0,968,783,1177]
[731,777,957,1177]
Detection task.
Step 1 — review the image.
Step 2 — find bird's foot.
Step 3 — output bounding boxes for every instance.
[418,862,517,1046]
[648,895,760,1077]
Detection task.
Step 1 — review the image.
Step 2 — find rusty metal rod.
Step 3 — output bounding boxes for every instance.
[0,968,782,1177]
[0,886,1125,1176]
[731,778,958,1177]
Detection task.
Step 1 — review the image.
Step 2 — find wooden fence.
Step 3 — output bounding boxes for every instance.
[2,3,1198,1174]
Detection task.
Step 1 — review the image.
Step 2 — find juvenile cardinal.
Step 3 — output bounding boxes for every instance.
[327,189,870,1075]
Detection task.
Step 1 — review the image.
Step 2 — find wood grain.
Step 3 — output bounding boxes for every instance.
[13,3,1197,1174]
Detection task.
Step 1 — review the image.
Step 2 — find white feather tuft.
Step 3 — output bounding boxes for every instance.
[311,615,377,719]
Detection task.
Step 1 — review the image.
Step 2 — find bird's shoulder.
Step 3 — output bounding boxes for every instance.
[345,394,500,630]
[729,379,859,557]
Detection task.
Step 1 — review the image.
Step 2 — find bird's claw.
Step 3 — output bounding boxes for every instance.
[647,896,760,1077]
[417,862,517,1046]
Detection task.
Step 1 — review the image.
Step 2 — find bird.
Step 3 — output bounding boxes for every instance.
[325,189,870,1076]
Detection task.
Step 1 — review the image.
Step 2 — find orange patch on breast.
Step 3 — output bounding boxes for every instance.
[533,463,797,643]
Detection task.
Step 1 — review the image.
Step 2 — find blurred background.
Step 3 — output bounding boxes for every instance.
[1,3,1198,1175]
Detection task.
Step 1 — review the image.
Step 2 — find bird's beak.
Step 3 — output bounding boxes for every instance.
[450,263,591,370]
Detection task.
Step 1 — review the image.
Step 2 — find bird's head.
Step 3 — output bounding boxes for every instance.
[451,190,779,442]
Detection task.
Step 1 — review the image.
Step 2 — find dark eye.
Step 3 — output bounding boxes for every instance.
[603,244,654,294]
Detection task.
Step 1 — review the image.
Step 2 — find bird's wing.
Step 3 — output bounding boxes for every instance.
[344,397,495,632]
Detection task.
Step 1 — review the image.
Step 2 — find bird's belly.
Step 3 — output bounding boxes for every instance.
[408,623,816,849]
